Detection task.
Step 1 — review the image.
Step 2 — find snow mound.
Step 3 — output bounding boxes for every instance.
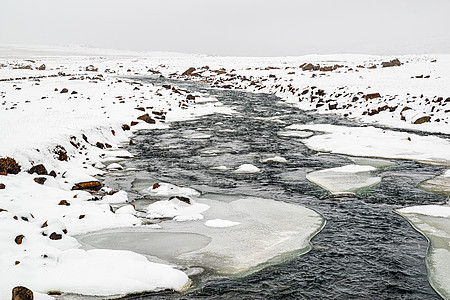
[205,219,240,228]
[261,156,287,163]
[146,182,200,198]
[101,190,128,204]
[234,164,261,174]
[147,198,209,221]
[398,205,450,218]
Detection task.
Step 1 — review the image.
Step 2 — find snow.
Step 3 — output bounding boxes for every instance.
[234,164,261,174]
[288,124,450,165]
[100,190,129,204]
[278,130,314,138]
[261,156,287,163]
[79,196,324,275]
[146,198,210,221]
[306,164,381,194]
[205,219,240,228]
[106,163,123,170]
[398,205,450,218]
[145,182,200,198]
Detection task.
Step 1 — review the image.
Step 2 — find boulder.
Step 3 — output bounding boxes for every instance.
[85,65,98,72]
[12,286,33,300]
[28,164,48,175]
[0,183,4,189]
[0,157,21,175]
[34,177,47,185]
[58,200,70,206]
[72,181,101,190]
[38,64,46,71]
[413,116,431,124]
[49,232,62,240]
[15,235,24,245]
[137,113,156,124]
[122,124,131,131]
[364,93,381,100]
[381,58,401,68]
[182,67,196,76]
[60,88,69,94]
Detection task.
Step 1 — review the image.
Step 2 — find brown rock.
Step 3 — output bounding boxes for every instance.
[169,196,191,204]
[15,235,24,245]
[364,93,381,100]
[12,286,33,300]
[79,214,86,219]
[381,58,401,68]
[182,67,196,76]
[38,64,46,71]
[105,143,112,149]
[49,232,62,240]
[72,181,102,190]
[122,124,131,131]
[85,65,98,72]
[152,182,160,189]
[49,170,57,177]
[0,183,5,189]
[0,157,21,175]
[96,142,105,149]
[28,164,48,175]
[130,121,139,126]
[111,130,116,136]
[58,200,70,206]
[413,116,431,124]
[135,107,145,112]
[53,145,68,161]
[34,177,47,185]
[41,221,48,228]
[137,113,156,124]
[60,88,69,94]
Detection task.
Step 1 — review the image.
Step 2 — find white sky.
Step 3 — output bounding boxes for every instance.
[1,0,449,56]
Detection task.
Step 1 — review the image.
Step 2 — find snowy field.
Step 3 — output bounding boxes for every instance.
[1,45,449,299]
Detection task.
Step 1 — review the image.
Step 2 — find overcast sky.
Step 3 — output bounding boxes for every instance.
[1,0,449,56]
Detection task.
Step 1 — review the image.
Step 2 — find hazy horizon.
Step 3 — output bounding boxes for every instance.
[1,0,450,56]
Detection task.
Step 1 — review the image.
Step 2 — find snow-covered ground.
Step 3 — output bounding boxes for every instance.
[1,45,450,298]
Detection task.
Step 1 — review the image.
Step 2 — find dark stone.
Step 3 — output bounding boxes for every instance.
[152,182,160,189]
[162,84,171,89]
[364,93,381,100]
[28,164,48,175]
[186,94,196,101]
[15,235,24,245]
[58,200,70,206]
[122,124,131,131]
[130,121,139,126]
[413,116,431,124]
[0,157,21,175]
[12,286,33,300]
[381,58,401,68]
[34,177,47,185]
[182,67,196,76]
[71,91,78,95]
[49,171,57,177]
[0,183,5,189]
[137,113,156,124]
[49,232,62,240]
[85,65,98,72]
[38,64,46,70]
[54,145,68,161]
[60,88,69,94]
[72,181,101,190]
[135,107,145,112]
[96,142,105,149]
[79,214,85,219]
[169,196,191,204]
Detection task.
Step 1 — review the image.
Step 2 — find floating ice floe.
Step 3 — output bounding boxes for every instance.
[205,219,240,228]
[211,165,228,171]
[350,157,396,168]
[397,205,450,299]
[146,182,200,198]
[147,198,209,221]
[288,124,450,165]
[186,133,212,139]
[419,170,450,196]
[260,156,287,163]
[79,196,324,276]
[278,130,314,138]
[234,164,261,174]
[306,164,381,194]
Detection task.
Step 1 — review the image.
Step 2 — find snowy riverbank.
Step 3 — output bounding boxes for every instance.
[1,45,449,299]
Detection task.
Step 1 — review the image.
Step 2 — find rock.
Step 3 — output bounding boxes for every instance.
[413,116,431,124]
[0,183,5,189]
[162,84,171,89]
[130,121,139,126]
[79,214,86,219]
[85,65,98,72]
[49,232,62,240]
[28,164,48,175]
[182,67,196,76]
[71,91,78,95]
[137,113,156,124]
[186,94,196,101]
[105,143,112,149]
[0,157,21,175]
[122,124,130,131]
[169,196,191,204]
[72,181,102,190]
[381,58,401,68]
[135,107,145,112]
[58,200,70,206]
[60,88,69,94]
[38,64,46,71]
[34,177,47,185]
[53,145,68,161]
[152,182,160,189]
[12,286,33,300]
[15,235,24,245]
[364,93,381,100]
[96,142,105,149]
[49,170,57,177]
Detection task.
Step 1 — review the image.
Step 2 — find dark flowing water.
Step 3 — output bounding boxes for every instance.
[109,78,448,299]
